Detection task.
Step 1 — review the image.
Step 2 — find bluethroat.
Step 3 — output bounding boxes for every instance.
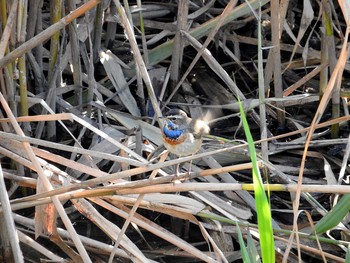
[161,109,210,157]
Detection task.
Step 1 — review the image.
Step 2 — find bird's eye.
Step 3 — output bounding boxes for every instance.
[169,117,177,122]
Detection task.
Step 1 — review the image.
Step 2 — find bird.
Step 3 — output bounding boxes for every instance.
[161,109,210,157]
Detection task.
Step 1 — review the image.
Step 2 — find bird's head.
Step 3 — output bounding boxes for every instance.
[162,109,210,137]
[163,109,191,130]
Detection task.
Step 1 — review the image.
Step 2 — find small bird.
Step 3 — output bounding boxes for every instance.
[161,109,210,157]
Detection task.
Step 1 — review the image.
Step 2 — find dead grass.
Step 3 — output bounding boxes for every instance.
[0,0,349,262]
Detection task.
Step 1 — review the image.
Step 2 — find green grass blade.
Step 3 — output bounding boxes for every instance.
[315,194,350,234]
[247,228,261,263]
[238,99,275,262]
[236,222,252,263]
[346,245,350,263]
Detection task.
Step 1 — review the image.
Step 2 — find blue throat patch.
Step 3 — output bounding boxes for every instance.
[163,121,183,139]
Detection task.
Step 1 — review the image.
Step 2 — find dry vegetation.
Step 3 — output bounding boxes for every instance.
[0,0,349,262]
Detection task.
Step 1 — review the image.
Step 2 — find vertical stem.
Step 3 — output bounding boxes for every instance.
[322,0,339,138]
[137,0,148,65]
[0,0,17,112]
[104,1,117,48]
[271,0,285,129]
[93,0,103,63]
[47,0,62,140]
[319,29,328,98]
[48,0,61,83]
[0,0,7,28]
[18,56,27,116]
[170,0,188,91]
[257,1,268,160]
[34,0,44,93]
[18,0,28,117]
[321,0,340,138]
[0,164,24,263]
[67,0,82,105]
[113,0,162,120]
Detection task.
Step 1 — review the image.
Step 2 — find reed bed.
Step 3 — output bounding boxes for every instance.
[0,0,349,262]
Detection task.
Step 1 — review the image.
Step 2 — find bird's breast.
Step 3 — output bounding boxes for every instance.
[162,132,202,156]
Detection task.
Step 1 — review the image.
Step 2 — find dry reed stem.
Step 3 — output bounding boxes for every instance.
[91,197,219,263]
[114,183,350,195]
[6,182,350,213]
[164,0,240,107]
[14,213,130,259]
[0,1,348,260]
[0,94,91,261]
[66,0,83,105]
[0,0,18,58]
[283,63,328,96]
[270,0,285,127]
[108,152,168,261]
[169,0,188,90]
[275,235,345,263]
[0,131,143,166]
[4,114,350,207]
[286,19,350,262]
[0,0,101,69]
[113,0,162,120]
[0,164,24,262]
